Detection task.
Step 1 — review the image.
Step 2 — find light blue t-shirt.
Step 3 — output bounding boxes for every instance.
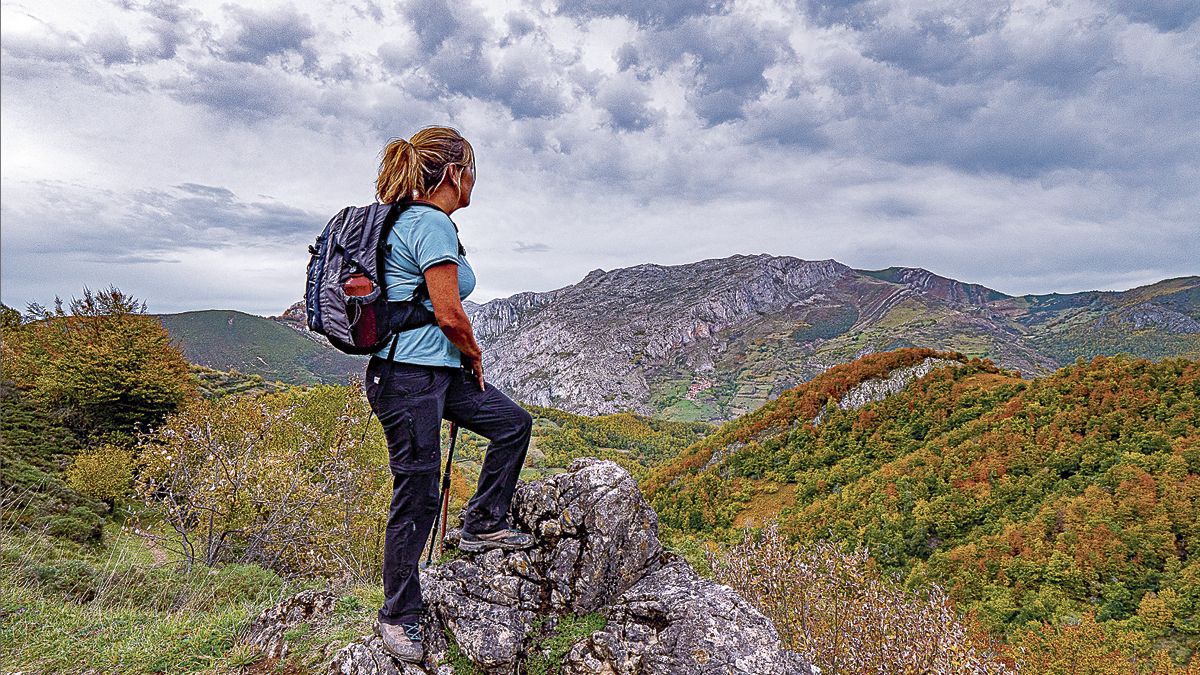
[375,203,476,367]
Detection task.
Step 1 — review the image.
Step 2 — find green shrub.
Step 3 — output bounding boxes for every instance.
[30,558,100,603]
[0,380,108,544]
[66,444,134,504]
[1,287,195,437]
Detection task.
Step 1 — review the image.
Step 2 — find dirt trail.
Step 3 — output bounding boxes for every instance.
[132,526,169,566]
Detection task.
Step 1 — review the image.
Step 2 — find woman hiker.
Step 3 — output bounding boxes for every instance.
[365,126,534,663]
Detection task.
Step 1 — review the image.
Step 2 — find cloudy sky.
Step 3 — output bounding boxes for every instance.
[2,0,1197,315]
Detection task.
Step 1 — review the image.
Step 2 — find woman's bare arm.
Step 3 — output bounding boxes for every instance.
[424,261,485,390]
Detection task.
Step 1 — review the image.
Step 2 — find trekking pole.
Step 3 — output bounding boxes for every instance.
[424,421,459,567]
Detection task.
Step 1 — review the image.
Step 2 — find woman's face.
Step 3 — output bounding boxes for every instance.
[455,160,476,209]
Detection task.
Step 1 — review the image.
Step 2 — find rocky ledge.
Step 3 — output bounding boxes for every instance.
[247,459,814,674]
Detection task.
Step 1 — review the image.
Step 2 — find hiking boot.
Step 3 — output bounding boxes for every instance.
[459,527,535,552]
[377,620,424,663]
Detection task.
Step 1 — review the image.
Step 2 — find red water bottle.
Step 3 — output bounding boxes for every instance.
[344,274,378,346]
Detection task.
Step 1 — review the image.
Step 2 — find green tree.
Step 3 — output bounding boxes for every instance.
[0,287,194,435]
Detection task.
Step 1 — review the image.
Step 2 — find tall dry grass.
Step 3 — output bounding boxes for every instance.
[709,522,1012,675]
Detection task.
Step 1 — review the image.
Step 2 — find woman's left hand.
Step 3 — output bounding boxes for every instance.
[466,354,486,391]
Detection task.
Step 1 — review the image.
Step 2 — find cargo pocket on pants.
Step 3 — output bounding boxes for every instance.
[389,403,441,474]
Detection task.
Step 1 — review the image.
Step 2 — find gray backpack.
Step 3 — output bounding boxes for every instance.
[304,200,437,355]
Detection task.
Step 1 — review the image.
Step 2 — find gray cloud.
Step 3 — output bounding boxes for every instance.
[2,181,319,262]
[686,18,787,125]
[513,241,550,252]
[1,25,86,66]
[221,4,318,68]
[595,74,659,131]
[867,196,924,220]
[166,60,311,121]
[85,25,136,65]
[390,0,569,119]
[503,12,536,41]
[353,1,385,22]
[622,14,791,125]
[1108,0,1200,32]
[401,0,465,52]
[743,1,1200,186]
[555,0,727,26]
[140,0,204,59]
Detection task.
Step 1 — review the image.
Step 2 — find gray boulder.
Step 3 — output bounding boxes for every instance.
[240,589,336,659]
[565,560,813,674]
[319,459,814,674]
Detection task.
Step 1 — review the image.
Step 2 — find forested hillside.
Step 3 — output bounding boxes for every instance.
[649,350,1200,658]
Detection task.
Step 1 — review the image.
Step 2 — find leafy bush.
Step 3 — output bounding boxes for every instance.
[66,444,134,504]
[0,287,195,437]
[138,384,392,579]
[0,379,107,543]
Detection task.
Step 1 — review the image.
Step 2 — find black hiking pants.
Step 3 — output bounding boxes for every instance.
[364,356,532,626]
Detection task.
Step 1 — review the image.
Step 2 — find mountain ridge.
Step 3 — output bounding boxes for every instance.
[159,255,1198,420]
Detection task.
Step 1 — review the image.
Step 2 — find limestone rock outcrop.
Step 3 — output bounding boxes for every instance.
[812,356,963,425]
[319,459,816,674]
[240,589,336,659]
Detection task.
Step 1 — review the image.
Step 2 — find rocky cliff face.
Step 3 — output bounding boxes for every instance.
[466,255,855,420]
[244,460,815,674]
[812,356,963,425]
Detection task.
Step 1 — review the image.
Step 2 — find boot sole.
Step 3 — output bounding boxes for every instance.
[458,538,534,553]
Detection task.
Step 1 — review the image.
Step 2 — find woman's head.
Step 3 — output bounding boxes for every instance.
[376,127,475,208]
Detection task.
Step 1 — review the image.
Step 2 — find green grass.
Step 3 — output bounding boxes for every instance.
[525,612,607,675]
[159,310,364,386]
[444,628,481,675]
[0,525,292,673]
[0,518,392,674]
[1,583,255,673]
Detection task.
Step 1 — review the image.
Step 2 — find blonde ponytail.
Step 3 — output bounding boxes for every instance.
[375,127,474,204]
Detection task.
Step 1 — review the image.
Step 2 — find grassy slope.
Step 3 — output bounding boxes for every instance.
[648,276,1199,422]
[159,310,363,386]
[1014,278,1200,364]
[0,518,386,674]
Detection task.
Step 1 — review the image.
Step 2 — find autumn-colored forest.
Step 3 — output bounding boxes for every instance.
[648,348,1200,664]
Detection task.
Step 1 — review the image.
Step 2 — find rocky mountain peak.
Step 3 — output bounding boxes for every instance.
[859,266,1010,305]
[461,254,857,416]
